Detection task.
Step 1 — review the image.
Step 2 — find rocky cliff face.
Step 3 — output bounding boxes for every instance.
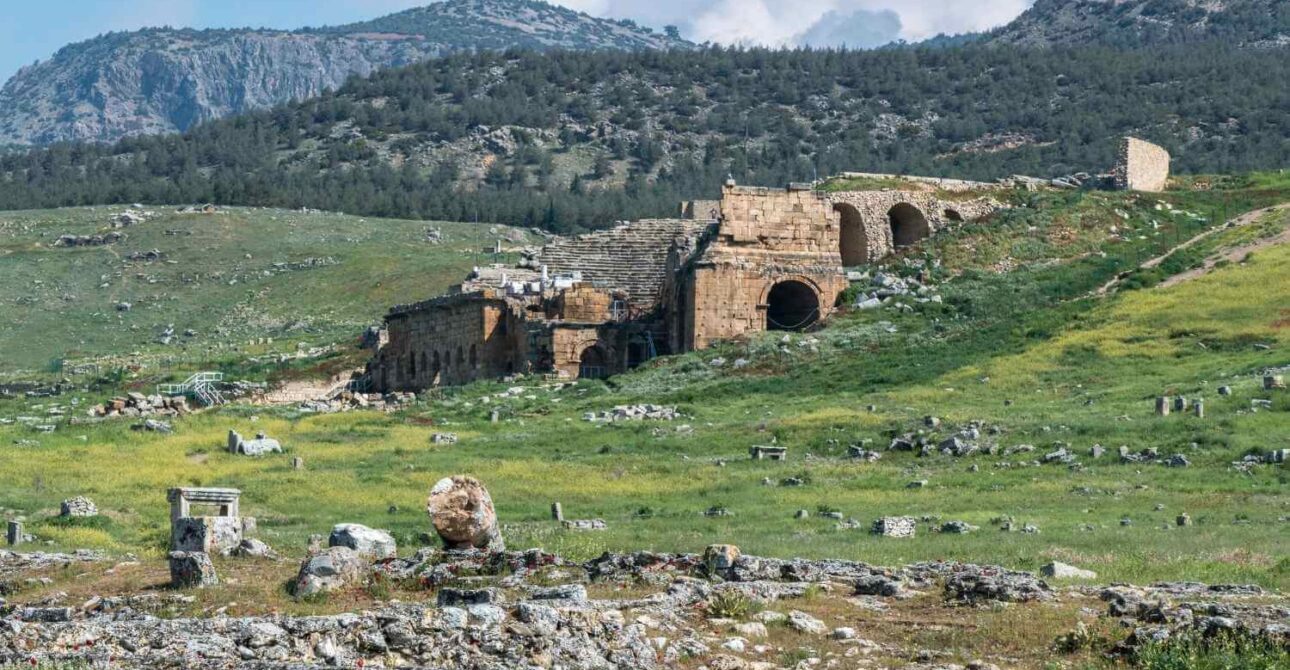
[987,0,1290,47]
[0,0,690,146]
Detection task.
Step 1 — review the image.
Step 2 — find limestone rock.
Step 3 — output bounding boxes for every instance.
[293,546,368,597]
[230,431,282,456]
[226,538,278,560]
[169,551,218,588]
[1040,561,1097,580]
[426,475,504,551]
[704,544,741,576]
[328,523,396,559]
[945,566,1052,603]
[786,610,827,635]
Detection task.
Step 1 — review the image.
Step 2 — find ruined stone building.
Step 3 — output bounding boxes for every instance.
[1113,137,1171,193]
[369,179,1000,391]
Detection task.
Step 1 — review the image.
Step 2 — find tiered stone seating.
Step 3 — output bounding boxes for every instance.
[538,219,710,305]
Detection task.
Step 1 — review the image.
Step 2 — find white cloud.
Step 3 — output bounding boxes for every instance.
[547,0,1033,45]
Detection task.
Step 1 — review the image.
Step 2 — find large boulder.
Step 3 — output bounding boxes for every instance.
[426,476,504,551]
[292,546,368,597]
[328,523,396,559]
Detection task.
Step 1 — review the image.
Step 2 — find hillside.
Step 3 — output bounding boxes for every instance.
[988,0,1290,47]
[0,205,534,374]
[0,0,690,147]
[1,44,1288,231]
[1,177,1287,591]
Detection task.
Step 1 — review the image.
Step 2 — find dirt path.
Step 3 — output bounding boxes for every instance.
[1095,203,1290,296]
[1158,216,1290,288]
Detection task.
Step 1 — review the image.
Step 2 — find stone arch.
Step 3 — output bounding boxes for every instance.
[578,345,609,380]
[888,203,930,248]
[834,203,868,266]
[943,208,964,222]
[764,279,821,332]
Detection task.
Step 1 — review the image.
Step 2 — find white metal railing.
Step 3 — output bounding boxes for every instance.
[157,371,226,407]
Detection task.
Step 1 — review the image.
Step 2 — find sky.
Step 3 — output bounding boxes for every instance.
[0,0,1034,83]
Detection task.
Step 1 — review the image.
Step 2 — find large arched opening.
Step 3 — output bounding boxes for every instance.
[835,203,868,266]
[578,346,609,380]
[766,280,820,332]
[888,203,930,248]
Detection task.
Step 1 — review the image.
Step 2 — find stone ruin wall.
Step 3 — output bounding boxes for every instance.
[824,191,998,265]
[683,184,1000,350]
[1114,137,1171,192]
[551,285,615,323]
[684,185,850,350]
[373,180,1006,388]
[376,294,525,391]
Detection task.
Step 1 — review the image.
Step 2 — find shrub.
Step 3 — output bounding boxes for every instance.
[705,590,760,619]
[1134,630,1289,670]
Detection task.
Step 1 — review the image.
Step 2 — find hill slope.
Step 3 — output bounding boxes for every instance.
[2,45,1288,231]
[0,205,534,374]
[0,179,1286,595]
[988,0,1290,47]
[0,0,690,147]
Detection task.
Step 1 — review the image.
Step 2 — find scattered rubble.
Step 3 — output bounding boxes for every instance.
[90,393,188,419]
[58,497,97,518]
[584,404,679,422]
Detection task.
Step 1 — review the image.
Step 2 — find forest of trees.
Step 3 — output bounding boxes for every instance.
[1,43,1287,232]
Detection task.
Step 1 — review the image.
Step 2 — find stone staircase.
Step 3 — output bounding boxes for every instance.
[538,219,711,305]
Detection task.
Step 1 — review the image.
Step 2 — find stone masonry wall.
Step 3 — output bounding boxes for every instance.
[826,191,998,265]
[553,285,615,323]
[1114,137,1171,192]
[685,185,849,350]
[376,294,525,391]
[683,184,999,350]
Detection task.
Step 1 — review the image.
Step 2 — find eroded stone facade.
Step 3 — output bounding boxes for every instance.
[1114,137,1171,192]
[370,179,1001,390]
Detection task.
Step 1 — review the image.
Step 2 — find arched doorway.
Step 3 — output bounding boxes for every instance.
[835,203,868,266]
[943,208,963,222]
[578,346,609,380]
[888,203,930,248]
[766,281,820,332]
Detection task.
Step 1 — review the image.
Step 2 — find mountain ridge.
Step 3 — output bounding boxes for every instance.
[0,0,691,147]
[986,0,1290,47]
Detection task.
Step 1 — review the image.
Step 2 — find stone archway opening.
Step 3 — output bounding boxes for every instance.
[578,346,609,380]
[889,203,930,248]
[766,280,820,332]
[835,203,868,266]
[943,208,964,222]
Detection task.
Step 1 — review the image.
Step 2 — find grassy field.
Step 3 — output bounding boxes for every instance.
[0,205,532,375]
[0,179,1287,600]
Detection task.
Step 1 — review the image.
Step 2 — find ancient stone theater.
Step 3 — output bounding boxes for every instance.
[369,177,1002,391]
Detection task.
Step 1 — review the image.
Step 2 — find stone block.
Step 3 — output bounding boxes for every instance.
[169,551,219,588]
[172,516,243,553]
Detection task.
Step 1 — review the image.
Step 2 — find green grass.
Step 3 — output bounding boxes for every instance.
[1135,630,1290,670]
[0,205,532,375]
[0,180,1286,591]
